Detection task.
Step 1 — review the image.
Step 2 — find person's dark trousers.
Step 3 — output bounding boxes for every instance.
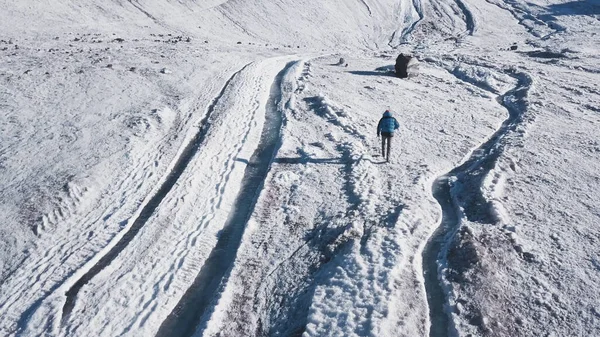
[381,132,393,161]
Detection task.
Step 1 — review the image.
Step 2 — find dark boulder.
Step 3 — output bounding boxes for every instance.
[395,53,413,78]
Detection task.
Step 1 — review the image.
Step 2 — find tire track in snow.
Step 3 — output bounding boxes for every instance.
[7,130,178,335]
[11,94,211,336]
[112,61,269,335]
[422,66,531,336]
[58,64,251,324]
[155,61,297,337]
[55,60,281,336]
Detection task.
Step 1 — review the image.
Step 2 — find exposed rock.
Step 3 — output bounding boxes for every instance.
[394,53,412,78]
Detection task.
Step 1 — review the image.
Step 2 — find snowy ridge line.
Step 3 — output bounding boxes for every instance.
[11,64,251,336]
[422,64,532,337]
[155,60,298,337]
[439,69,532,329]
[59,62,252,322]
[422,174,457,337]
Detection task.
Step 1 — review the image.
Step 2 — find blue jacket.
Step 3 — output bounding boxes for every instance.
[377,111,400,136]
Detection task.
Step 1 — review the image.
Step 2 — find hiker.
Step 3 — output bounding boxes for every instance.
[377,110,400,161]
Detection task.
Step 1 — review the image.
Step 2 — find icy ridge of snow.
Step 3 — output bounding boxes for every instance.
[418,53,535,335]
[434,70,534,335]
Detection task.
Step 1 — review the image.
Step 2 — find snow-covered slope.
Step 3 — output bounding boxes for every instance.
[1,0,599,336]
[0,0,414,49]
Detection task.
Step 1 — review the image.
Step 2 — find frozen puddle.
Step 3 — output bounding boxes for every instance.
[422,70,531,336]
[155,62,296,337]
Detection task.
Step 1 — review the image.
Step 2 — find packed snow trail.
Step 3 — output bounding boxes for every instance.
[423,66,532,336]
[59,63,252,324]
[155,61,296,337]
[196,54,512,337]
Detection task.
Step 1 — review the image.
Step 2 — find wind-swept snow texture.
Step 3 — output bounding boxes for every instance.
[1,0,599,336]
